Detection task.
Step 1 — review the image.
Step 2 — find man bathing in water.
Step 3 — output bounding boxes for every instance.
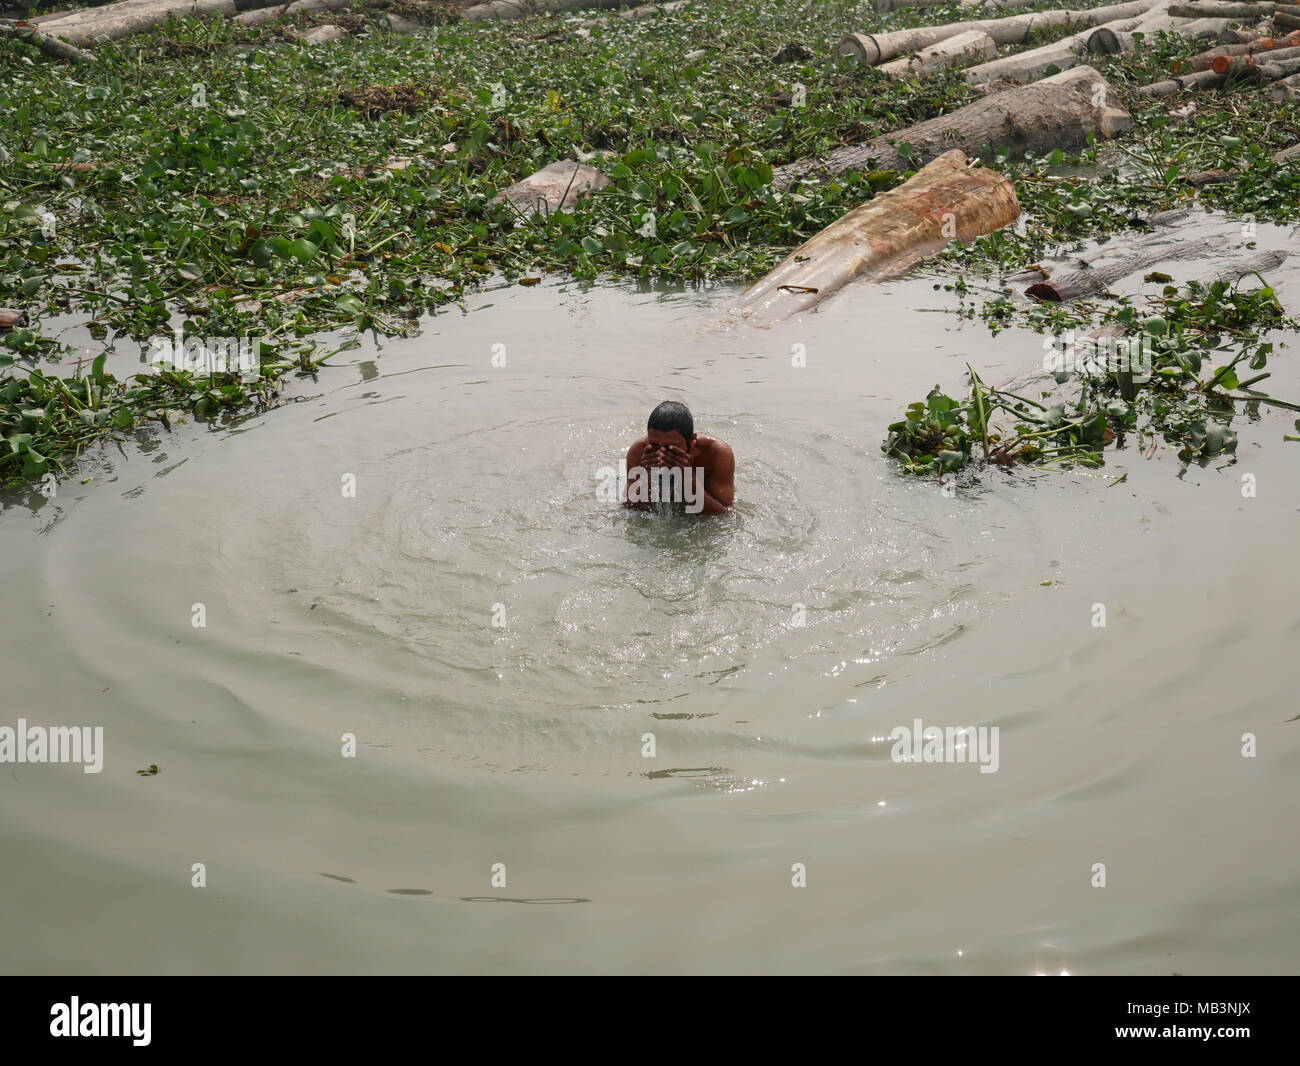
[624,401,735,515]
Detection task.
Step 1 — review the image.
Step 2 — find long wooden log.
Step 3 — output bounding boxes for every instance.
[1212,41,1300,65]
[878,30,997,78]
[1276,11,1300,28]
[734,150,1019,327]
[1167,1,1276,15]
[1192,250,1287,285]
[873,0,1042,10]
[835,0,1164,66]
[774,67,1129,189]
[0,18,94,59]
[965,11,1160,82]
[236,0,350,24]
[1273,141,1300,161]
[1268,68,1300,94]
[1175,30,1300,68]
[1025,236,1217,301]
[1176,16,1237,37]
[1088,8,1182,52]
[1137,66,1229,92]
[37,0,245,45]
[1253,50,1300,73]
[460,0,646,21]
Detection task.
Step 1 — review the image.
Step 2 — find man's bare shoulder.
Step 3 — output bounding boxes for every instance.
[693,435,733,462]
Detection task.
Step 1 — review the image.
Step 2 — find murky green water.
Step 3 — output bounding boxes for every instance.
[3,213,1299,974]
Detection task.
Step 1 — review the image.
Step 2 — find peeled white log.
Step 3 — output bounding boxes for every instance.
[836,0,1164,66]
[39,0,236,45]
[1177,16,1237,37]
[878,30,997,77]
[735,150,1019,327]
[774,67,1130,189]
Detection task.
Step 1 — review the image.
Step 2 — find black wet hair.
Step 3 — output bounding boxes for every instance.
[647,400,693,441]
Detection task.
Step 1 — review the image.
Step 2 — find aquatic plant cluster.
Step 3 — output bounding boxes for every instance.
[1,0,1299,483]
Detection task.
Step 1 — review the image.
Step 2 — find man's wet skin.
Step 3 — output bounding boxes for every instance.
[624,401,735,515]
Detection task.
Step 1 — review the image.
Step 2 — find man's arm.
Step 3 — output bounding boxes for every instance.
[700,441,734,514]
[623,439,653,509]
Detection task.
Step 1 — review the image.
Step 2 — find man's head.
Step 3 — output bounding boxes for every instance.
[647,400,695,452]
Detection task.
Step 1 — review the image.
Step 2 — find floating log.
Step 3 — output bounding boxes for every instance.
[36,0,249,46]
[237,0,351,26]
[1167,1,1277,15]
[873,0,1045,9]
[1025,236,1216,301]
[461,0,646,20]
[492,160,611,215]
[1192,249,1287,285]
[734,150,1019,327]
[835,0,1163,66]
[0,18,94,60]
[0,308,29,329]
[774,67,1130,189]
[878,30,997,77]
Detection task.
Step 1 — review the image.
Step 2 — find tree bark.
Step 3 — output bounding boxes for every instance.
[1025,236,1217,301]
[1253,49,1300,73]
[877,30,997,78]
[1268,68,1300,94]
[1191,250,1287,285]
[835,0,1163,66]
[774,67,1130,190]
[1167,1,1276,15]
[734,150,1019,327]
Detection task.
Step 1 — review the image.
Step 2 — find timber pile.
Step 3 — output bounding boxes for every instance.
[877,29,996,77]
[773,67,1130,190]
[835,0,1166,66]
[734,150,1020,327]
